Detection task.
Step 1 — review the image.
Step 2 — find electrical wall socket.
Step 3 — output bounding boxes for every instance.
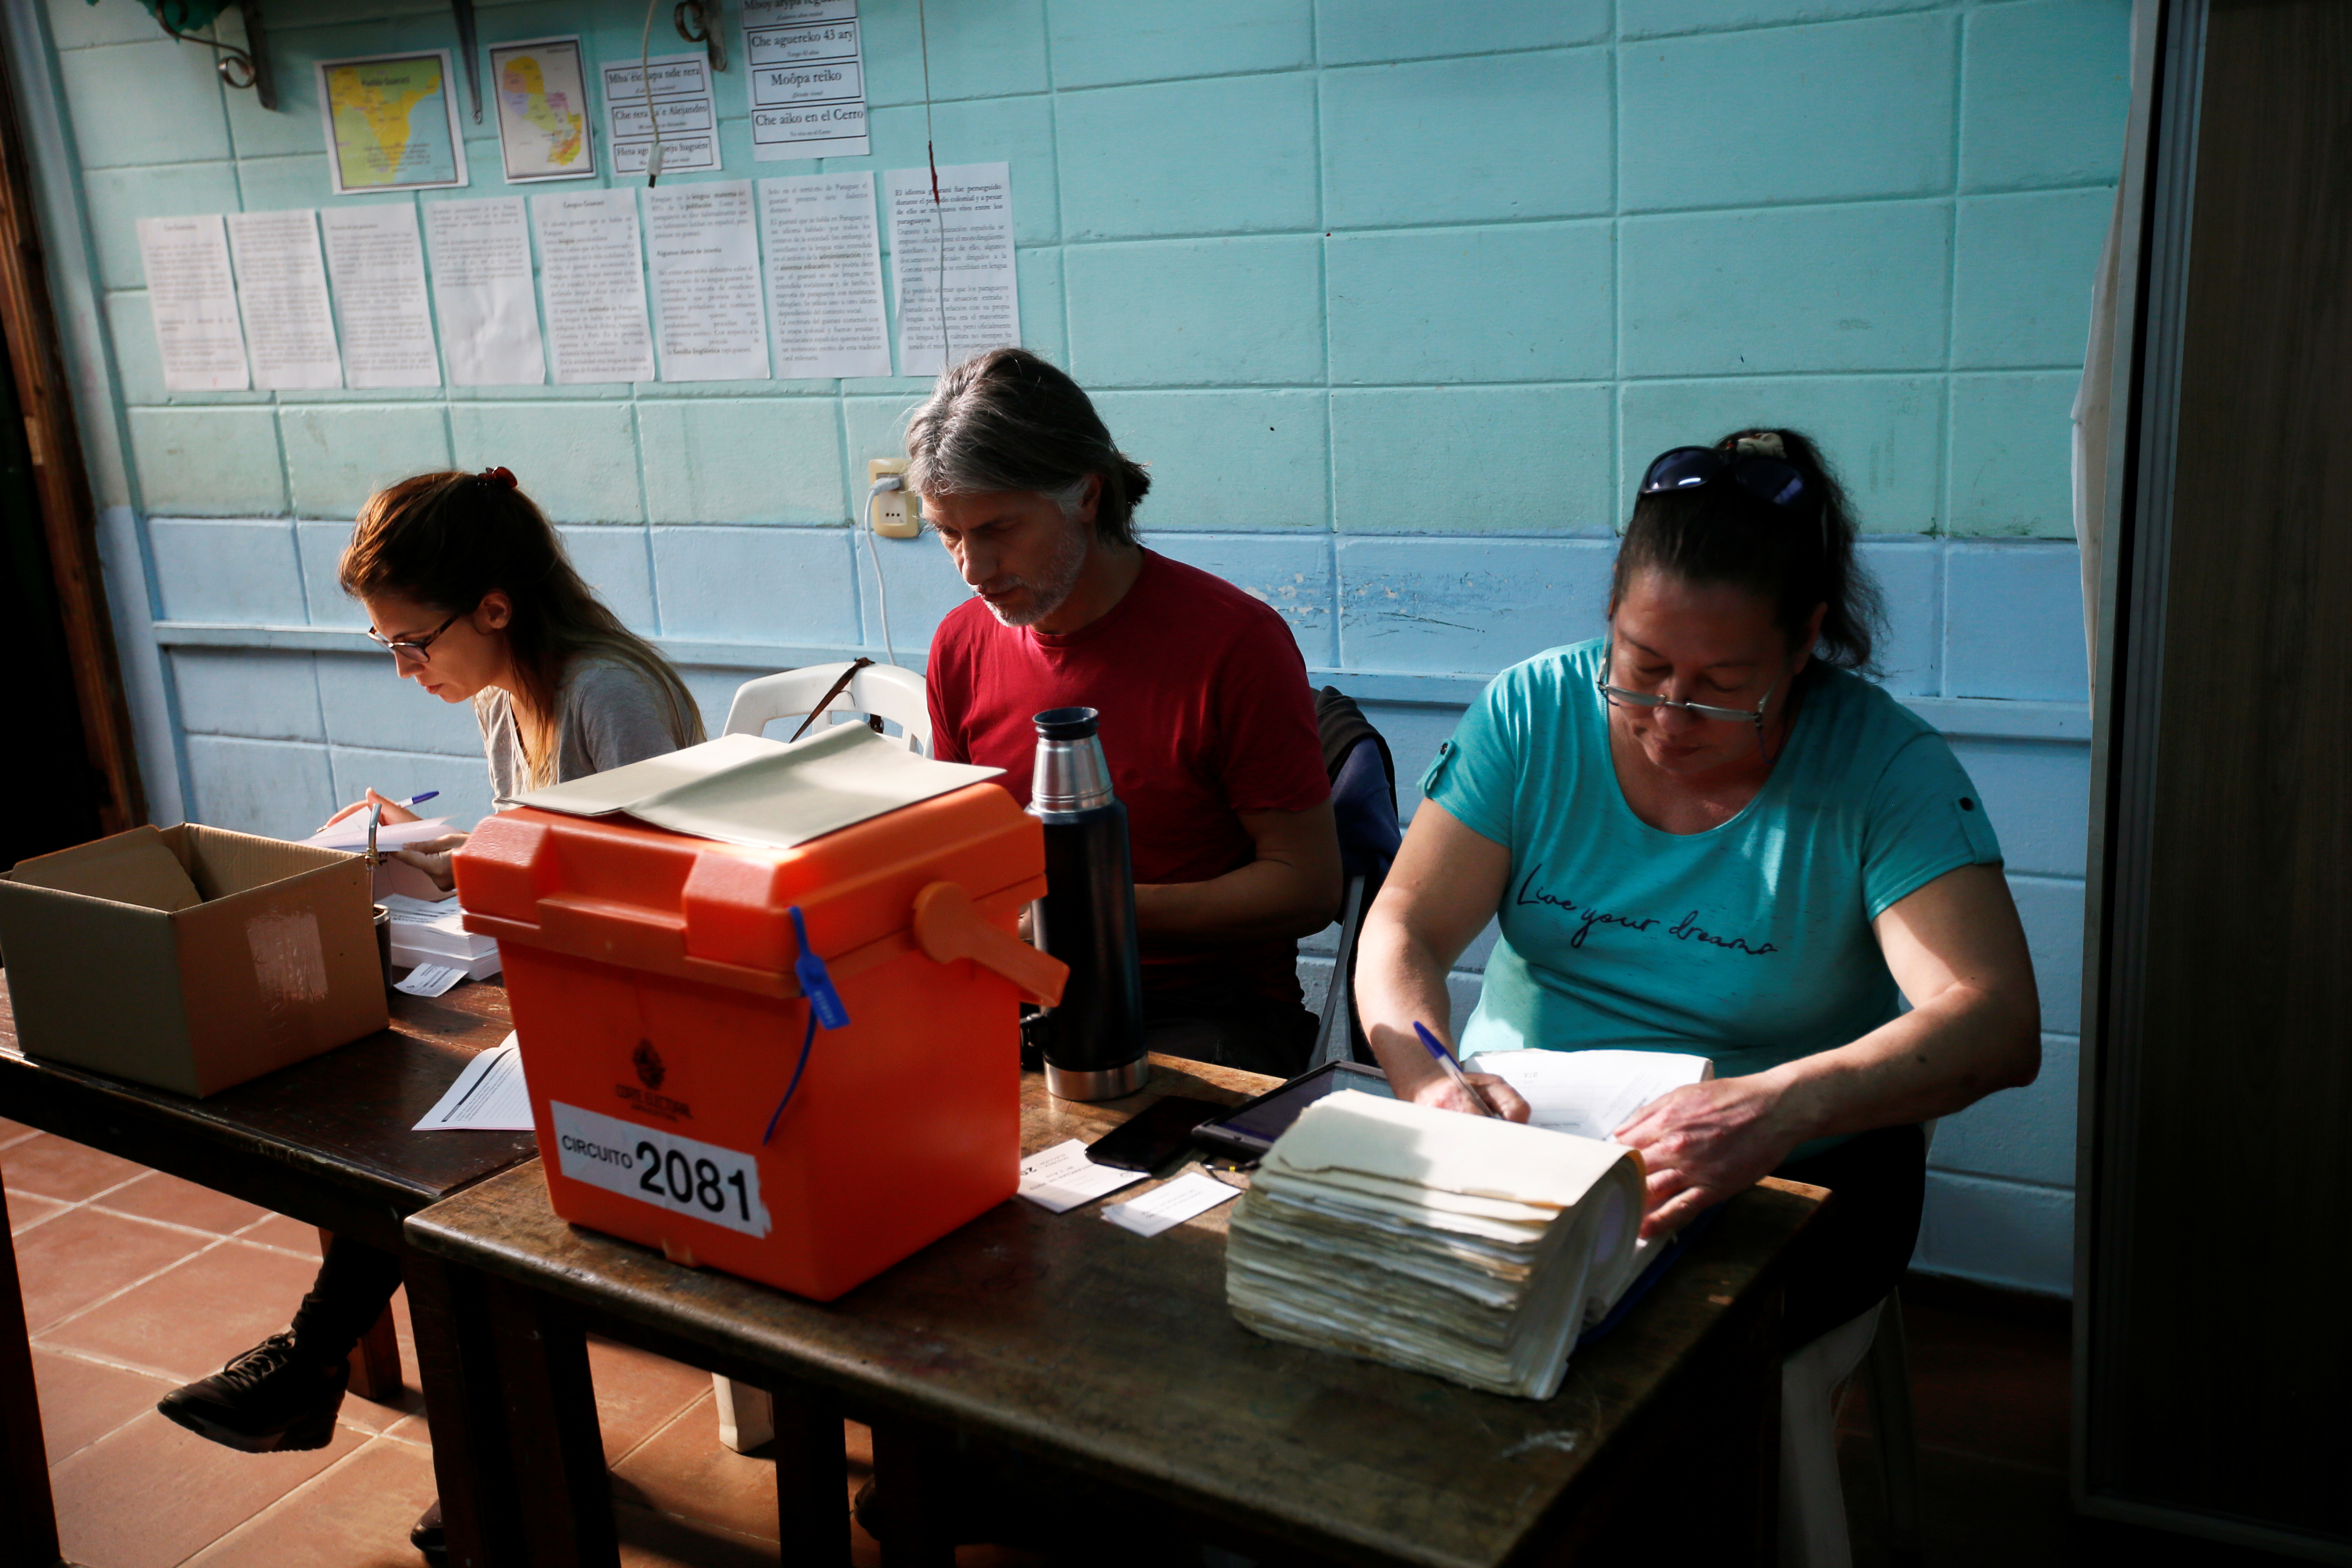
[866,458,920,538]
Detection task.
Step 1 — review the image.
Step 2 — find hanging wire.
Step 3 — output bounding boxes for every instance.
[917,0,953,371]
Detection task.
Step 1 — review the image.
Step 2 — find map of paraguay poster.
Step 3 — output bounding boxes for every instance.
[316,51,469,196]
[488,38,597,183]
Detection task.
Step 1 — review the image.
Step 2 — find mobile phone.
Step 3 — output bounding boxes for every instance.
[1191,1061,1395,1161]
[1084,1094,1225,1173]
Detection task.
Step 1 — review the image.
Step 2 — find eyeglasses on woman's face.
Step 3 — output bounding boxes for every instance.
[1595,644,1777,734]
[365,608,466,664]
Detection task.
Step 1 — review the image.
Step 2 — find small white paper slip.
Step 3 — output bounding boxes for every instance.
[414,1035,535,1132]
[1102,1171,1240,1239]
[393,962,468,998]
[1016,1138,1144,1214]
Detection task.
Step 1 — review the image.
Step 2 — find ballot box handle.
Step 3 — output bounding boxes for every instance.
[911,881,1068,1007]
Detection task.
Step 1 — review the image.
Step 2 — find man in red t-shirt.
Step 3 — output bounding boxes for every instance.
[909,348,1340,1076]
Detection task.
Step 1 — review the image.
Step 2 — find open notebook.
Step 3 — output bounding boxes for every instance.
[1225,1091,1649,1400]
[1468,1048,1715,1142]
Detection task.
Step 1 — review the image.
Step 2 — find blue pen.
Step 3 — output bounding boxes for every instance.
[1413,1021,1502,1118]
[390,790,439,808]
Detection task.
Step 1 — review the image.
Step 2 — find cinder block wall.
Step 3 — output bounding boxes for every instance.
[22,0,2127,1294]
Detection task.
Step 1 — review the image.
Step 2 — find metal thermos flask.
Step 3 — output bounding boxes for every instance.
[1026,707,1148,1101]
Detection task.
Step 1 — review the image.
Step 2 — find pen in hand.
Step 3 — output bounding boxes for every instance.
[1413,1021,1502,1119]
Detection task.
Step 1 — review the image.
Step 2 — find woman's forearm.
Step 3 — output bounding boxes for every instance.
[1759,982,2040,1146]
[1352,918,1464,1098]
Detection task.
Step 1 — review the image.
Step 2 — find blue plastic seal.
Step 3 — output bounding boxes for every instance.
[788,905,849,1030]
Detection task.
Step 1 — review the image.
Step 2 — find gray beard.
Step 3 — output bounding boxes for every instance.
[984,522,1091,627]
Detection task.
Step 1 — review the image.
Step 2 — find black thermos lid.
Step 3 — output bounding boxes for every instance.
[1032,706,1100,739]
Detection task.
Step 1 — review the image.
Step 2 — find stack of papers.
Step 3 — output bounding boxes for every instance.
[382,893,501,980]
[1225,1090,1647,1400]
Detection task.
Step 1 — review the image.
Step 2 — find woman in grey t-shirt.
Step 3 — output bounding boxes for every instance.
[158,467,704,1557]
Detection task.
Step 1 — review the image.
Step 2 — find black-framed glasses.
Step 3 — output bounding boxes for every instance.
[1640,446,1813,510]
[366,608,465,662]
[1596,644,1778,751]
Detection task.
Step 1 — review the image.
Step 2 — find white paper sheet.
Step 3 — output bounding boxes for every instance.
[758,172,891,379]
[424,198,547,385]
[886,162,1018,377]
[137,214,250,392]
[531,189,656,385]
[1467,1049,1714,1144]
[223,210,342,390]
[414,1035,535,1130]
[742,0,870,161]
[642,181,770,382]
[603,52,720,177]
[1103,1170,1240,1238]
[318,205,441,388]
[394,961,468,998]
[301,815,453,853]
[1016,1138,1146,1214]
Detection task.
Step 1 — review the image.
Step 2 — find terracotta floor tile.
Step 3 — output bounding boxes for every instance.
[588,1335,717,1464]
[616,1500,790,1568]
[235,1211,323,1256]
[39,1237,319,1381]
[6,1187,68,1235]
[0,1115,38,1147]
[382,1410,431,1447]
[13,1205,211,1334]
[51,1408,367,1568]
[612,1391,781,1544]
[0,1132,148,1202]
[93,1170,270,1236]
[1903,1299,2071,1473]
[182,1435,439,1568]
[32,1347,176,1464]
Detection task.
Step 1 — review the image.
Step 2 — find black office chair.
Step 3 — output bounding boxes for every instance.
[1308,687,1401,1069]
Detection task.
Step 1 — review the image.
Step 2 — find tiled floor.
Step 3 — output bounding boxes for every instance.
[3,1117,2296,1567]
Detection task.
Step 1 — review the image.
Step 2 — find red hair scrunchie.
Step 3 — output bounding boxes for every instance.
[478,466,518,490]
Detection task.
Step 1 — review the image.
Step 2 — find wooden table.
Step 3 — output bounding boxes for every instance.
[407,1054,1824,1568]
[0,973,536,1568]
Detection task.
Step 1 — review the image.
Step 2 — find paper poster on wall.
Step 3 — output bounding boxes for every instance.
[602,53,720,176]
[757,172,890,379]
[136,214,249,392]
[224,210,343,390]
[319,206,441,388]
[316,52,469,196]
[642,181,769,382]
[423,198,546,386]
[530,190,656,385]
[741,0,870,161]
[488,38,596,183]
[885,162,1018,377]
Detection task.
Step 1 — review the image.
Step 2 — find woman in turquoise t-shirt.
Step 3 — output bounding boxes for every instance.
[1355,429,2041,1348]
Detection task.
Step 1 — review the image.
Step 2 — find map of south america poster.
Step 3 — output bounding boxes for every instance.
[316,51,469,196]
[489,38,598,183]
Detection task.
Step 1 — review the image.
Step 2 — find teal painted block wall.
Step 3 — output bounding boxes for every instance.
[22,0,2127,1295]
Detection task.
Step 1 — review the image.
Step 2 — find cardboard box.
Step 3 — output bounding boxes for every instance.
[0,824,388,1096]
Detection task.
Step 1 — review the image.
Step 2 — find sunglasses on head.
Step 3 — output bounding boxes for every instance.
[1639,446,1812,510]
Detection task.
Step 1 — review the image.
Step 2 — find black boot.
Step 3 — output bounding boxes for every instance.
[157,1332,348,1453]
[410,1499,446,1563]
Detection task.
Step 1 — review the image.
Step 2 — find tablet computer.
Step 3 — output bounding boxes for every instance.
[1191,1060,1394,1161]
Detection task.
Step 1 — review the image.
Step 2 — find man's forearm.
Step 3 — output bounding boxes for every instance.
[1133,858,1338,945]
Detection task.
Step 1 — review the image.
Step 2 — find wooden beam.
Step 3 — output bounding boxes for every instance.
[0,36,146,833]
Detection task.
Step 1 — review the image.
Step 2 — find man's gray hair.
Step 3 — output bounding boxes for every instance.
[905,348,1152,545]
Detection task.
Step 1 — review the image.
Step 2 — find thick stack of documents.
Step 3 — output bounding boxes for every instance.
[383,893,500,980]
[1225,1090,1647,1400]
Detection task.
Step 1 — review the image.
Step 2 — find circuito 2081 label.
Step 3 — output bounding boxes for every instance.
[549,1101,771,1239]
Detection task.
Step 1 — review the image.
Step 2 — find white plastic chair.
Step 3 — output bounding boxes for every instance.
[1779,1126,1932,1567]
[722,660,933,755]
[712,661,933,1452]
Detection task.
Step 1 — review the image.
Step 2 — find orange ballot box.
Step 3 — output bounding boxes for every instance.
[452,730,1064,1302]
